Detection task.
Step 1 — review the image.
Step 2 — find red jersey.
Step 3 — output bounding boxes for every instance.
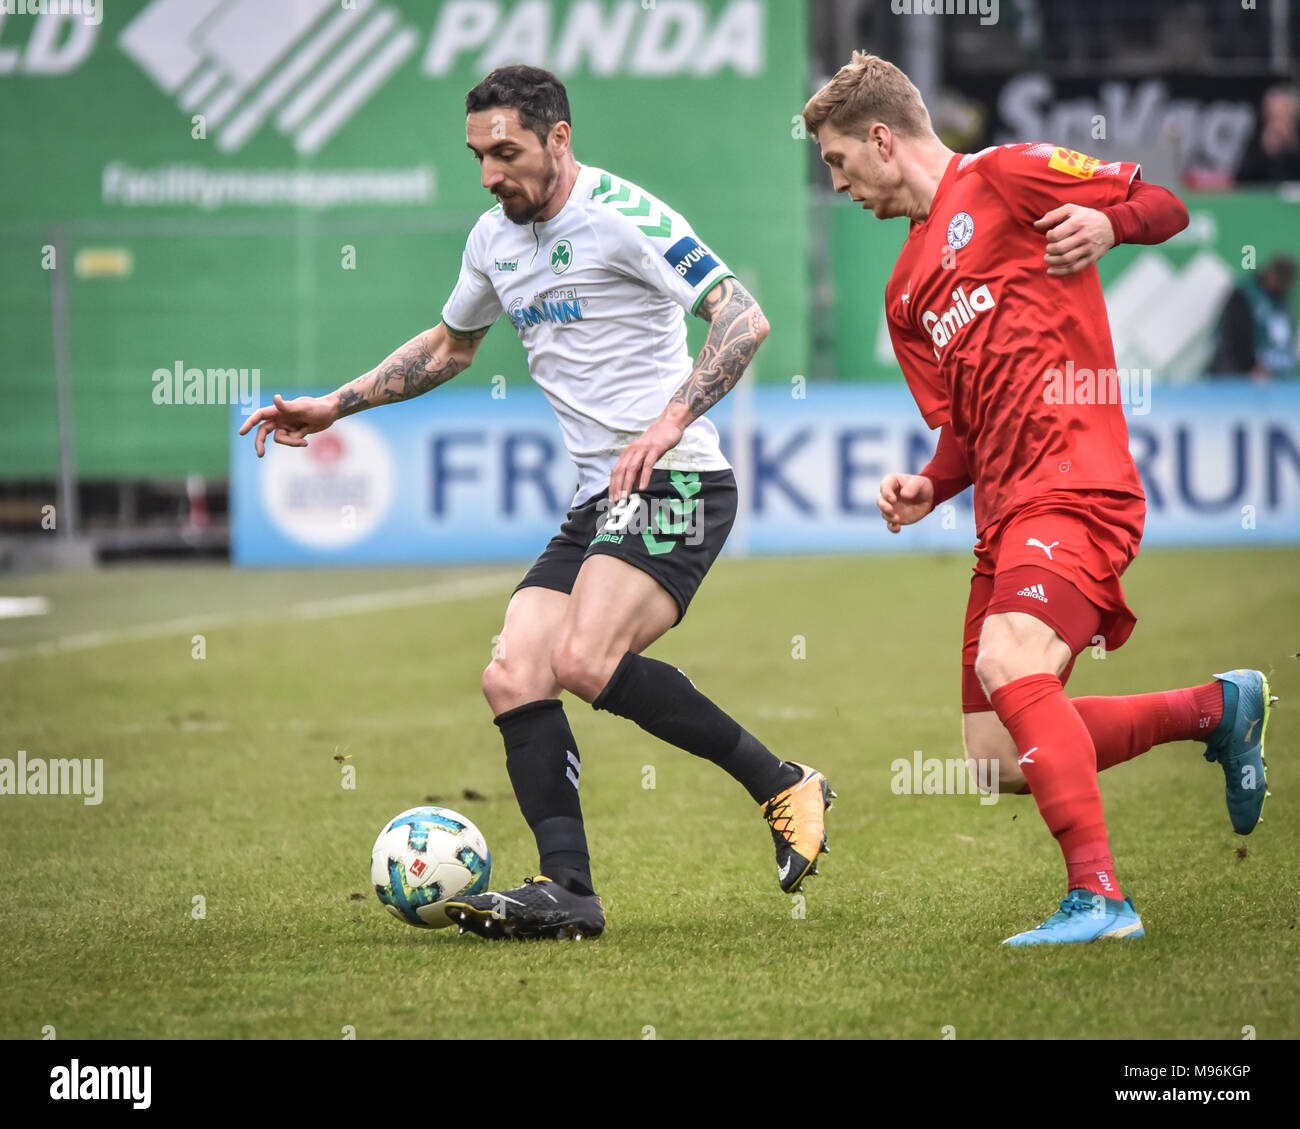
[886,143,1146,535]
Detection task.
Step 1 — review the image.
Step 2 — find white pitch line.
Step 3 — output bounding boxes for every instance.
[0,597,49,619]
[0,572,516,663]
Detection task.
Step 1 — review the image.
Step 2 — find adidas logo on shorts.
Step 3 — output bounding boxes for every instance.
[1016,583,1049,603]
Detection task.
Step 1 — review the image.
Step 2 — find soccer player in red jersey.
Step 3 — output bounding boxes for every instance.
[804,53,1276,945]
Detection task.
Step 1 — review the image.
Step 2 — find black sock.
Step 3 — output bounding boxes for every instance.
[494,699,594,896]
[592,653,800,802]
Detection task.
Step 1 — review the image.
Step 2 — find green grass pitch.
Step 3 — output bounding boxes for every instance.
[1,547,1296,1039]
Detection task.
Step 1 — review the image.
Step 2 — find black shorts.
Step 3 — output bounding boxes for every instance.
[515,469,738,623]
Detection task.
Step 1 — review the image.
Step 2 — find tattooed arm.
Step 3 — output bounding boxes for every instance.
[332,322,488,417]
[239,322,489,457]
[607,277,770,501]
[668,277,771,418]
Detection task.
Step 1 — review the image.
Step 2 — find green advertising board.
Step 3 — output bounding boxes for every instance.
[826,185,1300,382]
[0,0,809,478]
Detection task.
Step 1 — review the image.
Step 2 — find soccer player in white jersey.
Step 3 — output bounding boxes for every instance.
[240,66,831,939]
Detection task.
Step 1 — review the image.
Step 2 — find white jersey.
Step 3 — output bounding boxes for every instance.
[442,163,734,506]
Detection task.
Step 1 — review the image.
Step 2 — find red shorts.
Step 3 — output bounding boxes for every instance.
[961,490,1145,713]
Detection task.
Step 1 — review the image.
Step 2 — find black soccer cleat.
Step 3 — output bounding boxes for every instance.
[445,875,605,940]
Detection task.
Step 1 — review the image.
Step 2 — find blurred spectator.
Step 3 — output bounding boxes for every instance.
[1209,255,1298,381]
[1237,85,1300,184]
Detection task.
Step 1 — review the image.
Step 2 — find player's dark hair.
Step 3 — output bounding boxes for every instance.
[465,66,571,148]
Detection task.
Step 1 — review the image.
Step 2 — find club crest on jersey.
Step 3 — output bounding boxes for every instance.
[920,284,996,357]
[946,211,974,250]
[550,239,573,274]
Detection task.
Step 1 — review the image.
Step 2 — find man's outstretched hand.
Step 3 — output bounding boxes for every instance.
[877,473,935,533]
[239,393,338,457]
[1034,203,1116,277]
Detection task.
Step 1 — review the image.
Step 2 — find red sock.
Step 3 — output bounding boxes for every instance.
[1074,682,1224,771]
[990,673,1122,899]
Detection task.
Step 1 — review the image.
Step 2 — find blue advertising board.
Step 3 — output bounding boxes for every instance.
[232,384,1300,565]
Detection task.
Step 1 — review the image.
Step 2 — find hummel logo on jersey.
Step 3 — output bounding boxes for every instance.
[920,284,996,358]
[494,259,518,272]
[1017,584,1049,602]
[1026,538,1060,560]
[120,0,419,155]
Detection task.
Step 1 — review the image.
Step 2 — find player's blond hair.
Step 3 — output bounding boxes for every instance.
[802,52,932,141]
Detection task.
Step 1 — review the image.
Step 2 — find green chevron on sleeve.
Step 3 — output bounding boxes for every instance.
[635,212,672,238]
[618,196,652,220]
[603,182,632,206]
[591,173,676,240]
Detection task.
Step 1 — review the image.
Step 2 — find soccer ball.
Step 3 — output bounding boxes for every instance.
[370,806,491,928]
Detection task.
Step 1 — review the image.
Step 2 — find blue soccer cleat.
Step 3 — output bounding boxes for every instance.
[1001,889,1145,946]
[1204,669,1275,836]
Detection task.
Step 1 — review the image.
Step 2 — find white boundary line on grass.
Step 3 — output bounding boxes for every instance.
[0,572,517,663]
[0,596,49,619]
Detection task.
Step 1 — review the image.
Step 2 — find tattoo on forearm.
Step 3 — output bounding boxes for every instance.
[669,278,766,419]
[335,388,368,416]
[335,326,486,417]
